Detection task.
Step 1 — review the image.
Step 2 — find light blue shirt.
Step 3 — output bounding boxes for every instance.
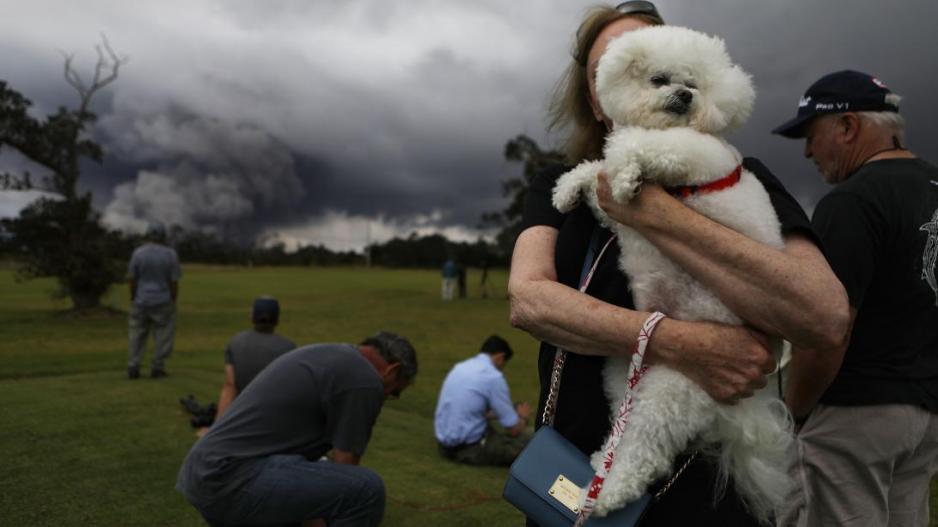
[434,353,519,447]
[128,243,181,306]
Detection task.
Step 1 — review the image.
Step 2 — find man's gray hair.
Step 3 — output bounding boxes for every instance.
[858,92,905,144]
[361,331,418,382]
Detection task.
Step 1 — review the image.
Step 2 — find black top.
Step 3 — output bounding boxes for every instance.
[520,158,815,525]
[812,158,938,412]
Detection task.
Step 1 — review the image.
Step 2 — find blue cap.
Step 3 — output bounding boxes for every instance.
[772,70,898,138]
[252,296,280,323]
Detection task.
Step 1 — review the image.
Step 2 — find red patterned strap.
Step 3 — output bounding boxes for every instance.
[574,311,668,526]
[665,164,742,199]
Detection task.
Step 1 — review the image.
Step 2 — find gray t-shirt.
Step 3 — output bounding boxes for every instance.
[224,330,296,393]
[127,243,181,306]
[177,344,384,498]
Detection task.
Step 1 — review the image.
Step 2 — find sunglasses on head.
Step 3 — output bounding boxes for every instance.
[615,0,662,19]
[576,1,663,66]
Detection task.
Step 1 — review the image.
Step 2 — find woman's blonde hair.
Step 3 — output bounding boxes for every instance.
[547,6,664,163]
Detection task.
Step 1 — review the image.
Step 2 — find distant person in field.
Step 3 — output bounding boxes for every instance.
[177,331,418,527]
[479,257,490,299]
[457,263,467,299]
[441,258,457,301]
[195,296,296,436]
[127,222,181,379]
[434,335,532,466]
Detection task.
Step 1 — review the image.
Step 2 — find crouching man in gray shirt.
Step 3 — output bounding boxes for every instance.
[176,331,418,527]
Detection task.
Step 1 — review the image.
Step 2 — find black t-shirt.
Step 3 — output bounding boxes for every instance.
[812,158,938,412]
[519,157,815,525]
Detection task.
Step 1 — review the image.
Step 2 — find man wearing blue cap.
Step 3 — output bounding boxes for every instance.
[212,296,296,422]
[773,70,938,526]
[127,222,181,379]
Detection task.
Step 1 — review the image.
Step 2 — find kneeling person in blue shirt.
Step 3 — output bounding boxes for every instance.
[177,331,417,527]
[434,335,532,466]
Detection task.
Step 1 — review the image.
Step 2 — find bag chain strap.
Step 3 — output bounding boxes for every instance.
[542,233,618,427]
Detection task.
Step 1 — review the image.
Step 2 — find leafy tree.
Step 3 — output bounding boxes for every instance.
[482,134,565,259]
[0,37,127,310]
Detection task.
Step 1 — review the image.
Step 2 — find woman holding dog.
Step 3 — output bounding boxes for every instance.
[508,2,850,525]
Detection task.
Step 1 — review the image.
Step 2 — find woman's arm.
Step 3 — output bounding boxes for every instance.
[595,177,851,352]
[509,226,776,403]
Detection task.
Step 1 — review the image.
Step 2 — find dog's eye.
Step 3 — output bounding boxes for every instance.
[686,81,698,90]
[650,74,670,87]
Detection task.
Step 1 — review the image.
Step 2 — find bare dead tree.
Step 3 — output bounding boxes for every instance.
[0,35,129,310]
[62,34,127,119]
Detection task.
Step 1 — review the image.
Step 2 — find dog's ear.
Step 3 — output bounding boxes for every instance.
[596,32,648,120]
[688,30,755,133]
[710,64,755,131]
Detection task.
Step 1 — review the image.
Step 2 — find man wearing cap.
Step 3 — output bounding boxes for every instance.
[434,335,532,466]
[177,331,418,527]
[773,70,938,526]
[212,296,296,422]
[127,222,181,379]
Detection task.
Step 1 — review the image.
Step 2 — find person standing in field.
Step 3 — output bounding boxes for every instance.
[479,257,491,299]
[441,257,457,301]
[127,222,181,379]
[773,70,938,527]
[508,2,849,524]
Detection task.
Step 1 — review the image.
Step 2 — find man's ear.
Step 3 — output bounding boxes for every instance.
[841,113,861,143]
[384,361,401,379]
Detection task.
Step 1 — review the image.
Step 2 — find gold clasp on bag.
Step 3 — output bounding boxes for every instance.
[547,474,582,513]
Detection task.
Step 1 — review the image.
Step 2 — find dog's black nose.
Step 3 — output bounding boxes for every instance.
[675,88,693,105]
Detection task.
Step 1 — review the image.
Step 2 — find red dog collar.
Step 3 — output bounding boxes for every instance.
[665,164,742,198]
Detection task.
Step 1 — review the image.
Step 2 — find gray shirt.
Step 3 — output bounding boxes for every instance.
[224,330,296,393]
[128,243,181,306]
[177,344,384,498]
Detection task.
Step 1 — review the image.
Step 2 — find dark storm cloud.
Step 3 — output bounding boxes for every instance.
[659,0,938,210]
[1,0,936,247]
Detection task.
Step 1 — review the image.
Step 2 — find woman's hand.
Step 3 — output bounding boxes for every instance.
[647,319,776,404]
[596,170,677,229]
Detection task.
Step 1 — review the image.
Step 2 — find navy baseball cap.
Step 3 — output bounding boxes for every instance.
[252,296,280,323]
[772,70,899,138]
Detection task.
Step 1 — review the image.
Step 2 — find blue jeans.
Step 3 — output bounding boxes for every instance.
[190,455,385,527]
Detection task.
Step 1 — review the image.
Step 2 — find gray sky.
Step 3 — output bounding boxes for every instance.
[1,0,936,250]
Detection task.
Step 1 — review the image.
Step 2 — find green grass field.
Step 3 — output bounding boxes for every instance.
[0,265,535,526]
[1,264,935,526]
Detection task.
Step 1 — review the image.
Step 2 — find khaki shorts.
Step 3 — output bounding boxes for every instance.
[778,403,938,527]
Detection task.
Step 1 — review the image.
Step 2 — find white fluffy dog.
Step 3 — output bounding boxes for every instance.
[551,26,792,523]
